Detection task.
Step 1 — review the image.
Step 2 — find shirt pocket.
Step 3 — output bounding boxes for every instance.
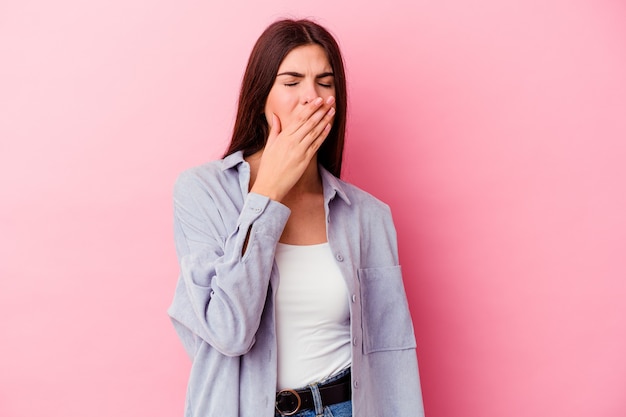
[358,265,417,354]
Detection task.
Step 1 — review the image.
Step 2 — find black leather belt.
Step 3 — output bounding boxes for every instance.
[275,370,352,416]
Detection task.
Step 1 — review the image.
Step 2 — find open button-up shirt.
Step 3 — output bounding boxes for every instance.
[168,151,425,416]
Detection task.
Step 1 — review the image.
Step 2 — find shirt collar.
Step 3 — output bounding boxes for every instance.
[320,165,352,206]
[221,151,245,171]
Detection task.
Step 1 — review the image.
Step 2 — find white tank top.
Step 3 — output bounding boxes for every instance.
[274,242,352,390]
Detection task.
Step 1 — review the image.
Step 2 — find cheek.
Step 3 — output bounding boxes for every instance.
[265,91,298,122]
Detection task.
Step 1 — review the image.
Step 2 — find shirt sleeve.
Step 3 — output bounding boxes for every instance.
[167,171,290,357]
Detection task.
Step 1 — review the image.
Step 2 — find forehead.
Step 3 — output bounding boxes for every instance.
[278,44,332,72]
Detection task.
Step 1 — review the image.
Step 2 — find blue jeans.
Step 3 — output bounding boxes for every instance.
[275,368,353,417]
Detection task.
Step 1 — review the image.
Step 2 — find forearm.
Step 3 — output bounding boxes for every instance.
[171,191,290,356]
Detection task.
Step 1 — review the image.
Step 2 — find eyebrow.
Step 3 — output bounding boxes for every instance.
[276,71,335,79]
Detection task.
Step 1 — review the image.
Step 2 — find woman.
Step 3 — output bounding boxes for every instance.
[168,19,424,417]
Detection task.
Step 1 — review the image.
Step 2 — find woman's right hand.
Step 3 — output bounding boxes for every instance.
[250,96,335,202]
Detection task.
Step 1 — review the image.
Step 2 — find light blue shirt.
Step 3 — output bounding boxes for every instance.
[168,151,425,416]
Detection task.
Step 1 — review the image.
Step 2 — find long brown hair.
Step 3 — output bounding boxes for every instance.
[224,19,347,178]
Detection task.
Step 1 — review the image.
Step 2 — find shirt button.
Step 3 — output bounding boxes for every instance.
[352,337,357,346]
[353,380,359,389]
[335,253,344,262]
[351,294,356,303]
[253,207,261,213]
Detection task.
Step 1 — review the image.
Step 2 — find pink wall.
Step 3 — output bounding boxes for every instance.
[1,1,625,416]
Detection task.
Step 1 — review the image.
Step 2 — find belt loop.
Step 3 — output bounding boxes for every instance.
[308,382,324,417]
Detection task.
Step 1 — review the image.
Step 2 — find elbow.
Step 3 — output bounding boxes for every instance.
[210,331,256,357]
[202,295,261,356]
[168,303,256,358]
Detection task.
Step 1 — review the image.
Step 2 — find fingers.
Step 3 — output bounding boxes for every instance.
[289,97,325,132]
[288,96,335,136]
[298,98,335,150]
[272,95,335,158]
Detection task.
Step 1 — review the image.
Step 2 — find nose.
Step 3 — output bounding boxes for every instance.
[301,81,321,105]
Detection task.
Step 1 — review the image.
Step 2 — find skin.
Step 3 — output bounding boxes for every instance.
[246,44,336,245]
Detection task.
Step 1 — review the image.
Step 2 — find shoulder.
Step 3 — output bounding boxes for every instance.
[174,153,243,201]
[329,175,393,219]
[327,175,400,265]
[324,172,398,237]
[175,160,225,193]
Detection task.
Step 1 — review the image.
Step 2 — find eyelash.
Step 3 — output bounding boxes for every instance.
[284,82,333,88]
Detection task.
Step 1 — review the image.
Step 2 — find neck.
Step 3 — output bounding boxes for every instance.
[290,157,322,194]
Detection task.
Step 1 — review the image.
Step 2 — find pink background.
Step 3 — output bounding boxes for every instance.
[1,0,625,416]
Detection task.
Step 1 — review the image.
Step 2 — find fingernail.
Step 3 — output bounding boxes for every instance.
[326,96,335,105]
[328,107,336,116]
[314,97,323,105]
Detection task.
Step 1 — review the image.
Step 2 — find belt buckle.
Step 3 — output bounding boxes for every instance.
[275,388,302,416]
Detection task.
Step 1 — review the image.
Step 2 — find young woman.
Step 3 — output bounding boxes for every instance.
[168,19,425,417]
